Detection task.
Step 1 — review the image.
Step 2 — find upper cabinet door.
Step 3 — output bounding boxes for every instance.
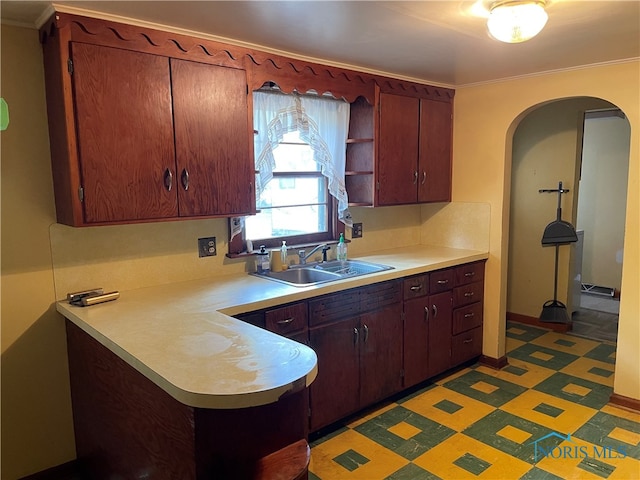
[71,43,178,223]
[418,99,453,203]
[377,93,420,205]
[171,59,253,217]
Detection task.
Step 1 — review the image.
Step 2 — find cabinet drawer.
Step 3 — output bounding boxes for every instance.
[310,290,360,326]
[361,280,401,311]
[455,261,485,287]
[265,302,308,336]
[452,302,483,335]
[429,268,454,294]
[452,326,482,366]
[453,281,484,307]
[403,274,429,300]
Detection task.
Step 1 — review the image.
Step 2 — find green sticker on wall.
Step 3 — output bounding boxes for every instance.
[0,98,9,130]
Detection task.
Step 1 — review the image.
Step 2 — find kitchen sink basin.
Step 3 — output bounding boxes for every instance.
[254,266,343,287]
[313,260,393,276]
[252,259,393,287]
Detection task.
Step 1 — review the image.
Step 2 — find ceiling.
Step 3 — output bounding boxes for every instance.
[1,1,639,86]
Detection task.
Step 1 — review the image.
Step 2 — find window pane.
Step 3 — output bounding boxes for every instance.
[272,132,319,172]
[256,176,327,209]
[246,205,328,239]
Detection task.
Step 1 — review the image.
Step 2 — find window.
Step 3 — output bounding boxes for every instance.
[245,131,334,248]
[229,90,351,254]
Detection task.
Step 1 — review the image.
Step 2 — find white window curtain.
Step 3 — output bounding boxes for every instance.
[253,90,352,227]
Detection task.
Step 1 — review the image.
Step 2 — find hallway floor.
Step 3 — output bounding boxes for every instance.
[308,321,639,479]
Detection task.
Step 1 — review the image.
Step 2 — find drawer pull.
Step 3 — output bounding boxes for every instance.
[464,313,475,318]
[421,171,426,185]
[464,292,475,298]
[464,272,476,278]
[432,304,438,318]
[463,338,473,344]
[410,285,422,292]
[363,324,369,343]
[424,305,429,320]
[436,279,449,285]
[276,317,295,325]
[353,327,359,345]
[413,171,418,184]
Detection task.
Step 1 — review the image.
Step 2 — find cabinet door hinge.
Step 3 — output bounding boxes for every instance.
[78,187,84,202]
[67,58,73,75]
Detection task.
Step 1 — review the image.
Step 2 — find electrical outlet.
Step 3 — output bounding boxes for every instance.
[198,237,217,257]
[352,223,363,238]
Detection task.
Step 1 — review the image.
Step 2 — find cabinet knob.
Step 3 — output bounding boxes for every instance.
[463,338,473,344]
[163,168,173,192]
[410,285,422,292]
[464,292,475,298]
[436,279,449,285]
[464,271,475,277]
[464,312,475,319]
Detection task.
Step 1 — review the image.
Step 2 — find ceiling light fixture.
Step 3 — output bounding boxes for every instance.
[487,0,548,43]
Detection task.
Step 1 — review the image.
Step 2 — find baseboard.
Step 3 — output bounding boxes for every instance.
[507,312,571,333]
[479,355,509,370]
[609,393,640,413]
[20,460,83,480]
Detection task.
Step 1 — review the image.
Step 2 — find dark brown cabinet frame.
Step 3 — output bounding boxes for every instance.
[40,13,454,227]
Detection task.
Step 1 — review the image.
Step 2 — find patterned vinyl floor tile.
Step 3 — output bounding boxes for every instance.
[308,322,640,480]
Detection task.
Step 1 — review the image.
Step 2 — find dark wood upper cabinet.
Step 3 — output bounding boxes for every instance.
[377,93,420,205]
[72,43,178,223]
[171,59,253,217]
[419,98,453,203]
[43,21,254,226]
[376,93,453,206]
[41,13,453,226]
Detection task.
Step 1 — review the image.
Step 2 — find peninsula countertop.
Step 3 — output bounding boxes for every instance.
[57,245,489,410]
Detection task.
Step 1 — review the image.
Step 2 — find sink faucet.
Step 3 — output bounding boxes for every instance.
[298,243,331,265]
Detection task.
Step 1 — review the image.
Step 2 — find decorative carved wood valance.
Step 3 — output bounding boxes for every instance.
[40,12,453,105]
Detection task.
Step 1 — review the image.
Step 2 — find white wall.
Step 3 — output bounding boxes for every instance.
[577,115,630,291]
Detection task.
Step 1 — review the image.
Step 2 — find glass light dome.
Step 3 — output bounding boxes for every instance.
[487,1,549,43]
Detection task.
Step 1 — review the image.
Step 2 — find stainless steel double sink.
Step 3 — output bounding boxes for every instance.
[251,260,394,287]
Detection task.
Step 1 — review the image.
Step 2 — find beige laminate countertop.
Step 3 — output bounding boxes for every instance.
[57,245,488,410]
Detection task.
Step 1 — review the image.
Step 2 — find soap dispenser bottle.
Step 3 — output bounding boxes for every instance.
[336,233,347,262]
[280,241,288,268]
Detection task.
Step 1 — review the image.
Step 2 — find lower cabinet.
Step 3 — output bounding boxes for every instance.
[403,261,485,386]
[427,290,454,377]
[308,317,360,431]
[235,260,485,434]
[309,280,402,431]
